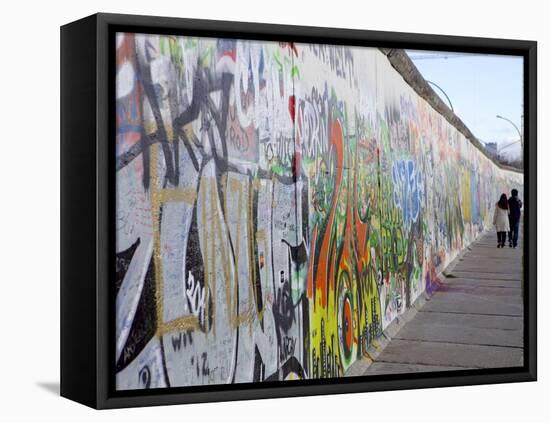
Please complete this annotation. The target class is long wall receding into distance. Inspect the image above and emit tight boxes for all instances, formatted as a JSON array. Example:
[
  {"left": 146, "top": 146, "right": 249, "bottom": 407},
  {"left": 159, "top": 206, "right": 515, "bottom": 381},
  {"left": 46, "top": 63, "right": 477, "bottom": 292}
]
[{"left": 115, "top": 33, "right": 524, "bottom": 389}]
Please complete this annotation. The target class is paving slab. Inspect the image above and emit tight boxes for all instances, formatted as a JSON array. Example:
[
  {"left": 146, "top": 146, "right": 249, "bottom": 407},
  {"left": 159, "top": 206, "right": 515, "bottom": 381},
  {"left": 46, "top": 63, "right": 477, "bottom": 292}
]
[
  {"left": 374, "top": 339, "right": 523, "bottom": 368},
  {"left": 451, "top": 263, "right": 520, "bottom": 274},
  {"left": 466, "top": 243, "right": 522, "bottom": 250},
  {"left": 440, "top": 284, "right": 522, "bottom": 298},
  {"left": 454, "top": 257, "right": 520, "bottom": 265},
  {"left": 363, "top": 362, "right": 471, "bottom": 375},
  {"left": 410, "top": 311, "right": 523, "bottom": 330},
  {"left": 464, "top": 253, "right": 520, "bottom": 259},
  {"left": 443, "top": 277, "right": 521, "bottom": 289},
  {"left": 421, "top": 292, "right": 523, "bottom": 315},
  {"left": 468, "top": 248, "right": 522, "bottom": 254},
  {"left": 393, "top": 320, "right": 523, "bottom": 347},
  {"left": 447, "top": 271, "right": 521, "bottom": 281},
  {"left": 433, "top": 286, "right": 522, "bottom": 303}
]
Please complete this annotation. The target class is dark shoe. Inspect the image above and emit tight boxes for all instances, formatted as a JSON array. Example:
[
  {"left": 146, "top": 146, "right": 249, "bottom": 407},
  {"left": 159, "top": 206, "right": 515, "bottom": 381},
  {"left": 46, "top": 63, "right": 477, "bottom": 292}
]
[{"left": 497, "top": 244, "right": 501, "bottom": 248}]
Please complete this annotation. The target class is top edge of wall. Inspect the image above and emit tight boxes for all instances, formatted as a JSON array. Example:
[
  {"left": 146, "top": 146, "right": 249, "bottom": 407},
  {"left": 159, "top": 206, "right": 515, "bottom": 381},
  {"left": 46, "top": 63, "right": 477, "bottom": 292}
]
[{"left": 379, "top": 48, "right": 523, "bottom": 175}]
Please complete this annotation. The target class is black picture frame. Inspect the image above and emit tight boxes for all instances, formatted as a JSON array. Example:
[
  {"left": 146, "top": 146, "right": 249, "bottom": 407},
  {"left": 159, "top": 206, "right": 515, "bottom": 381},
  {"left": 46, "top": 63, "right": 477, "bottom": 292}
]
[{"left": 60, "top": 12, "right": 537, "bottom": 409}]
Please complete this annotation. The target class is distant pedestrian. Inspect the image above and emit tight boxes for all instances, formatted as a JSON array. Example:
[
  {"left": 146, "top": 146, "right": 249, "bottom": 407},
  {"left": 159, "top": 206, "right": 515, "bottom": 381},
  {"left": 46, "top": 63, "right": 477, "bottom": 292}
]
[
  {"left": 507, "top": 188, "right": 522, "bottom": 248},
  {"left": 493, "top": 193, "right": 510, "bottom": 248}
]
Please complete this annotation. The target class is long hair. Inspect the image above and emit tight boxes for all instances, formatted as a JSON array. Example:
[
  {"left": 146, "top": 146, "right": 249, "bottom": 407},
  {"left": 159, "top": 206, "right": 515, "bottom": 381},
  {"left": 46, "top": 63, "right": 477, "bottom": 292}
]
[{"left": 498, "top": 193, "right": 508, "bottom": 210}]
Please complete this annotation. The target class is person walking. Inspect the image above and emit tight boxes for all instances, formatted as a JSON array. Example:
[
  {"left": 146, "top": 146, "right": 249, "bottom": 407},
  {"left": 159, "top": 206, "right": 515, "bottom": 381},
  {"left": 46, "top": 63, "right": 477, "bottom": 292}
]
[
  {"left": 493, "top": 193, "right": 510, "bottom": 248},
  {"left": 508, "top": 188, "right": 523, "bottom": 248}
]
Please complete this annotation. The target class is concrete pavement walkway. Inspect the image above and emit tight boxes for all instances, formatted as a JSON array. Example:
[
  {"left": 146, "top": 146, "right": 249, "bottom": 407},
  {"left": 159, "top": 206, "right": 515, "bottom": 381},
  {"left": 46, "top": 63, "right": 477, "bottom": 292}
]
[{"left": 348, "top": 229, "right": 523, "bottom": 376}]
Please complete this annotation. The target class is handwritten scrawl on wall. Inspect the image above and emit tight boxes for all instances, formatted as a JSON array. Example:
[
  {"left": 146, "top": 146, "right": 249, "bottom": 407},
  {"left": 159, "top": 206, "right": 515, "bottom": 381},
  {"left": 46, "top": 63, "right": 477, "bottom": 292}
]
[{"left": 115, "top": 33, "right": 523, "bottom": 389}]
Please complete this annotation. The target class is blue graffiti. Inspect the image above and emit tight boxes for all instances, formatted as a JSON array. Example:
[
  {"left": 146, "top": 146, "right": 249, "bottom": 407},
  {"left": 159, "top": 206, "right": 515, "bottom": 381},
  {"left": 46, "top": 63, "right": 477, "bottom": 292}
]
[{"left": 392, "top": 159, "right": 423, "bottom": 229}]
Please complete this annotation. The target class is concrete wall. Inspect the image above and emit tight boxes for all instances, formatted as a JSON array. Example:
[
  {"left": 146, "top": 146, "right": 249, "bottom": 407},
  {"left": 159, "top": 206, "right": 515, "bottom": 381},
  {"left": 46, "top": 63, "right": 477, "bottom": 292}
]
[{"left": 114, "top": 33, "right": 523, "bottom": 389}]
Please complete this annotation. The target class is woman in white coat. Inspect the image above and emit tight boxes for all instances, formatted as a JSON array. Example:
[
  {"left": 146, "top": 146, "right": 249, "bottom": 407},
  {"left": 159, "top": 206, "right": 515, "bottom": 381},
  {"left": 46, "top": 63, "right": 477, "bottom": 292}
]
[{"left": 493, "top": 193, "right": 510, "bottom": 248}]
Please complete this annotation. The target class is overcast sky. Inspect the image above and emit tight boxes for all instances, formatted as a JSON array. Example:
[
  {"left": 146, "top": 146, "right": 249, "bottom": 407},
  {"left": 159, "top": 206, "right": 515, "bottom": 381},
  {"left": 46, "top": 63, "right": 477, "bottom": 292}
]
[{"left": 406, "top": 50, "right": 523, "bottom": 159}]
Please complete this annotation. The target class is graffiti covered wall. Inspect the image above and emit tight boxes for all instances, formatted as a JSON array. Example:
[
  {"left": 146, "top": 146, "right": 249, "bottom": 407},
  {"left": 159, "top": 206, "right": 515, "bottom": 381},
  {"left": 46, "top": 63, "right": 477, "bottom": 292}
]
[{"left": 115, "top": 33, "right": 523, "bottom": 389}]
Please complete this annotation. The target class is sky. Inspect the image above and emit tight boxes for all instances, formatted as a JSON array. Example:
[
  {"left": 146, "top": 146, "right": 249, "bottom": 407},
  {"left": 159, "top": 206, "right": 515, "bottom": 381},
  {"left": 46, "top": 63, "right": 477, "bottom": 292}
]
[{"left": 406, "top": 50, "right": 523, "bottom": 159}]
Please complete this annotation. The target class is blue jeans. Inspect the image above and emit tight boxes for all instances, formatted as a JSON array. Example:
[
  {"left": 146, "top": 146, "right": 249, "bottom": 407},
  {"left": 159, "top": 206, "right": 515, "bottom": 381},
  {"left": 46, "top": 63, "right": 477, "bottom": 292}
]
[{"left": 508, "top": 220, "right": 520, "bottom": 247}]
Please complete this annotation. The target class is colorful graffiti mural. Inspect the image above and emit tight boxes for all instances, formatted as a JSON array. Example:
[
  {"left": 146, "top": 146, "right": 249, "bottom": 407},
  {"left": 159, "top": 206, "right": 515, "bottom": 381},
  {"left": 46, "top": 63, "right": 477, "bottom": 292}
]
[{"left": 114, "top": 33, "right": 523, "bottom": 389}]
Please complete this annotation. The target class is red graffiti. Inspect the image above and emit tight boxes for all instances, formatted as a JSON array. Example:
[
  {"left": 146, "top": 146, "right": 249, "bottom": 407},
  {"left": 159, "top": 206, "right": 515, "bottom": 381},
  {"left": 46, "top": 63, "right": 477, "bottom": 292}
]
[
  {"left": 307, "top": 119, "right": 345, "bottom": 308},
  {"left": 288, "top": 95, "right": 296, "bottom": 123}
]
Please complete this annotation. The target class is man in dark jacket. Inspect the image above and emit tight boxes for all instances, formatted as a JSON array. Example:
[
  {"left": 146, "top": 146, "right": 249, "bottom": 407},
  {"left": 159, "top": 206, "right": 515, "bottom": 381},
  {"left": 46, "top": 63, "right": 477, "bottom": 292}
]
[{"left": 508, "top": 189, "right": 522, "bottom": 248}]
